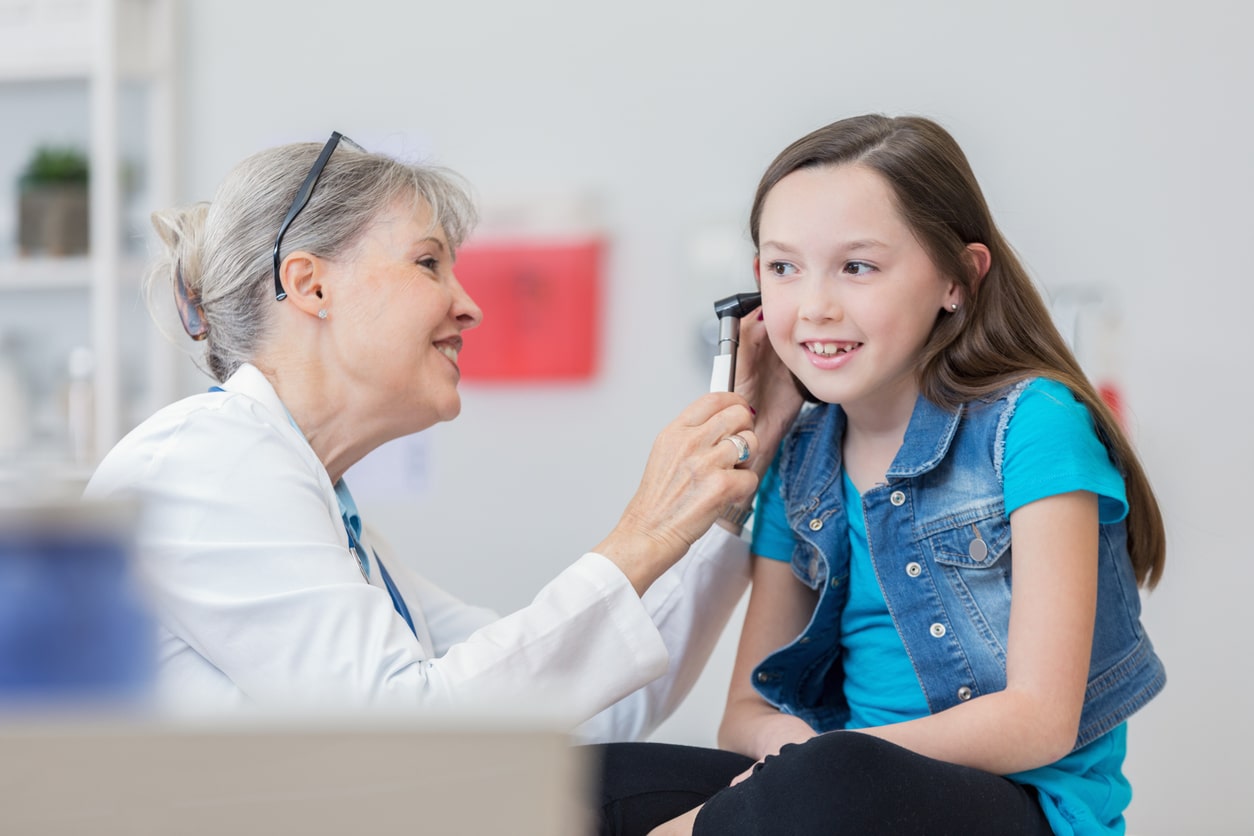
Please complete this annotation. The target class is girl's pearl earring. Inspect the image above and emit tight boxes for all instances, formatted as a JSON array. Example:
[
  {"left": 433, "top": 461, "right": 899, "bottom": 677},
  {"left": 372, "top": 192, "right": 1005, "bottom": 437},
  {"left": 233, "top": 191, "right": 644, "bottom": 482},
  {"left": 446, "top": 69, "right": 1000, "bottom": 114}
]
[
  {"left": 950, "top": 303, "right": 958, "bottom": 312},
  {"left": 317, "top": 309, "right": 328, "bottom": 320}
]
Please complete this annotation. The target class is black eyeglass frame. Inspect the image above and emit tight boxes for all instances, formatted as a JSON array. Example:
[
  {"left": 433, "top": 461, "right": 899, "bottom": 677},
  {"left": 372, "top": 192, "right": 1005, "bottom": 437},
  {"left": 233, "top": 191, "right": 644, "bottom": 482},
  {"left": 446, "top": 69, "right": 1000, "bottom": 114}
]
[{"left": 271, "top": 131, "right": 361, "bottom": 301}]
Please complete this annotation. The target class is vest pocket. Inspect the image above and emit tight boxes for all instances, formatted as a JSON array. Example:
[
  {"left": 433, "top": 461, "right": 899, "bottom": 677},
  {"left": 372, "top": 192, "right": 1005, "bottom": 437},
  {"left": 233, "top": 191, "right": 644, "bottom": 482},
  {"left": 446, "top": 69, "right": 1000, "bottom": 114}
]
[{"left": 920, "top": 502, "right": 1010, "bottom": 569}]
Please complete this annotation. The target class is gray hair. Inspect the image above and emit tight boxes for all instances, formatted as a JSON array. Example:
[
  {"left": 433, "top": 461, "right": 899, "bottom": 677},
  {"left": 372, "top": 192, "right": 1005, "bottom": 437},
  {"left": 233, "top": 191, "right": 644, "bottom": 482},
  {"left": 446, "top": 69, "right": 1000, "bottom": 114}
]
[{"left": 146, "top": 139, "right": 478, "bottom": 382}]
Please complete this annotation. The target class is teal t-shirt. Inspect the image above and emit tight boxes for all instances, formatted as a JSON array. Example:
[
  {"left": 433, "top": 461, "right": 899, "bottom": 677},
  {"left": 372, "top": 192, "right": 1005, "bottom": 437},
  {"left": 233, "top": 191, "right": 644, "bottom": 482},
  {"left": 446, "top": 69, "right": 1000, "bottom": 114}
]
[{"left": 750, "top": 379, "right": 1132, "bottom": 835}]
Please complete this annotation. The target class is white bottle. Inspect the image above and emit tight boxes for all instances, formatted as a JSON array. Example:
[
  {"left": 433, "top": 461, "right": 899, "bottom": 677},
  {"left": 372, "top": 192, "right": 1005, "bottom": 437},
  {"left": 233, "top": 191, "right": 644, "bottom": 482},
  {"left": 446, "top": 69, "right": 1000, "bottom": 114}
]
[
  {"left": 0, "top": 329, "right": 31, "bottom": 458},
  {"left": 66, "top": 346, "right": 95, "bottom": 466}
]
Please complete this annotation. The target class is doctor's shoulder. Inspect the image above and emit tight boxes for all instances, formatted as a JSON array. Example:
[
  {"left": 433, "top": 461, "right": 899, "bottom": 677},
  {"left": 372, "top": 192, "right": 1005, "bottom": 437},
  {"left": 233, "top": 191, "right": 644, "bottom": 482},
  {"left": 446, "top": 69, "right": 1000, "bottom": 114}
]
[{"left": 85, "top": 387, "right": 316, "bottom": 503}]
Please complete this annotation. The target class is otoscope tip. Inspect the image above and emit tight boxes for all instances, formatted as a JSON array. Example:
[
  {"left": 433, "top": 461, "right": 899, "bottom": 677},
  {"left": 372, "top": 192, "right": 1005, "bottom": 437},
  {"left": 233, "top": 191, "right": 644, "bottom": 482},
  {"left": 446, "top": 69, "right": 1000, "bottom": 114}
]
[{"left": 714, "top": 291, "right": 762, "bottom": 319}]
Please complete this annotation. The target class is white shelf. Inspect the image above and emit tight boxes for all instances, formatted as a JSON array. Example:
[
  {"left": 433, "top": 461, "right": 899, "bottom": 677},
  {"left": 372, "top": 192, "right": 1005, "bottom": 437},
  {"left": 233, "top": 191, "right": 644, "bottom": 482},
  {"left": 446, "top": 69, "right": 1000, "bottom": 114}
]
[
  {"left": 0, "top": 255, "right": 147, "bottom": 290},
  {"left": 0, "top": 0, "right": 166, "bottom": 82},
  {"left": 0, "top": 0, "right": 177, "bottom": 466}
]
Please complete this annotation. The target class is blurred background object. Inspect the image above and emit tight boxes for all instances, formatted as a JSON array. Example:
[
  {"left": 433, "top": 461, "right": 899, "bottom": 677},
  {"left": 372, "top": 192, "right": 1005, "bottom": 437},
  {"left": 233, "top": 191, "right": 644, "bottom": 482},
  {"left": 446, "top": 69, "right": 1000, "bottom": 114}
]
[
  {"left": 17, "top": 143, "right": 90, "bottom": 256},
  {"left": 0, "top": 492, "right": 153, "bottom": 711}
]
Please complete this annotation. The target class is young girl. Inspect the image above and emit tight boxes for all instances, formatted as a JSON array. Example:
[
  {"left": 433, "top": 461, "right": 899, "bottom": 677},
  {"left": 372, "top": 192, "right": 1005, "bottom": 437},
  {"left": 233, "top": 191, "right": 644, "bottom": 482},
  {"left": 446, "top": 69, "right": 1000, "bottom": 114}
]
[{"left": 597, "top": 115, "right": 1166, "bottom": 836}]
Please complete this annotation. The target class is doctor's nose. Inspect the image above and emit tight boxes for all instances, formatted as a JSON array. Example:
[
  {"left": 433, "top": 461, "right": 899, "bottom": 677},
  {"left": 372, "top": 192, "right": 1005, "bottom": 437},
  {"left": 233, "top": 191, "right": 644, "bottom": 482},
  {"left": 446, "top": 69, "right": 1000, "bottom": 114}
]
[{"left": 449, "top": 273, "right": 483, "bottom": 330}]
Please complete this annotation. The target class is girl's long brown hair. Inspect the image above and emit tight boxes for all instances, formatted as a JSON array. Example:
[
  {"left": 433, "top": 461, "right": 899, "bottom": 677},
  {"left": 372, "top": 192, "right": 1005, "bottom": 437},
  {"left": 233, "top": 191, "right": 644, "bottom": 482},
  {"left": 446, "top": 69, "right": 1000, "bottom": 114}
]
[{"left": 750, "top": 115, "right": 1164, "bottom": 588}]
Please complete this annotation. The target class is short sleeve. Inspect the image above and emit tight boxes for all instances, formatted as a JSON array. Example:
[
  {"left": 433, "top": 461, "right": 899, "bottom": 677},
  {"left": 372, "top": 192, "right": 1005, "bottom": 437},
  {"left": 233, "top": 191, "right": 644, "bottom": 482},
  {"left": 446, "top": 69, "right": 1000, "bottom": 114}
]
[
  {"left": 1002, "top": 378, "right": 1128, "bottom": 524},
  {"left": 750, "top": 457, "right": 796, "bottom": 561}
]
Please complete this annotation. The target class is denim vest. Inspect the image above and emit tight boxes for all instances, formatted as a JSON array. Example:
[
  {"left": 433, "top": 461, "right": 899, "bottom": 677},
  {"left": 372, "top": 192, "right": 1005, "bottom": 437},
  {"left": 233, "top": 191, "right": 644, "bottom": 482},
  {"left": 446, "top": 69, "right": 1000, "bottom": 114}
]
[{"left": 752, "top": 383, "right": 1165, "bottom": 749}]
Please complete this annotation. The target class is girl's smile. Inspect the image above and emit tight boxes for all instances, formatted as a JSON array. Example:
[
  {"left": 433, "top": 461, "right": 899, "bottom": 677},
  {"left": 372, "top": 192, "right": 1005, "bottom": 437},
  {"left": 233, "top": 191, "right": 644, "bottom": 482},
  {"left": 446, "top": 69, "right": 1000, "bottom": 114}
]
[{"left": 802, "top": 340, "right": 863, "bottom": 368}]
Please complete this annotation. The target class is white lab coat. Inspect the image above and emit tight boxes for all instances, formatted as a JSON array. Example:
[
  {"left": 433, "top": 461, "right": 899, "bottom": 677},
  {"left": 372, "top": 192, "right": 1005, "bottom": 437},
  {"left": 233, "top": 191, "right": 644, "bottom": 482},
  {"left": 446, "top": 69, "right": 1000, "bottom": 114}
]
[{"left": 85, "top": 364, "right": 750, "bottom": 742}]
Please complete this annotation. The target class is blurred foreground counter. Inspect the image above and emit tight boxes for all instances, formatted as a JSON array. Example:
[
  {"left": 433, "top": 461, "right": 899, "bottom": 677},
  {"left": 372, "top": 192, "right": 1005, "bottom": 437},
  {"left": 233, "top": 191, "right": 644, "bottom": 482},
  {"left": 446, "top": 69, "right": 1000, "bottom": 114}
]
[{"left": 0, "top": 718, "right": 592, "bottom": 835}]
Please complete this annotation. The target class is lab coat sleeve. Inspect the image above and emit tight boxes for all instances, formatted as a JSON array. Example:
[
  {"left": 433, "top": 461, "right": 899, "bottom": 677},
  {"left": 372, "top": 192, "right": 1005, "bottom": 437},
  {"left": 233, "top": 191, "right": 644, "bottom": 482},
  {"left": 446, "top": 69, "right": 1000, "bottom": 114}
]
[
  {"left": 574, "top": 524, "right": 752, "bottom": 743},
  {"left": 86, "top": 392, "right": 679, "bottom": 725}
]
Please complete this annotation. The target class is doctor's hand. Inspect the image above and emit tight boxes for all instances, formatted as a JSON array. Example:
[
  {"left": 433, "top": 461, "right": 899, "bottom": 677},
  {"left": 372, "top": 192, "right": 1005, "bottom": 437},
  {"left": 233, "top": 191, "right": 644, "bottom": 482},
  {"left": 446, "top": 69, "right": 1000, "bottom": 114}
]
[
  {"left": 594, "top": 392, "right": 758, "bottom": 597},
  {"left": 732, "top": 308, "right": 803, "bottom": 477}
]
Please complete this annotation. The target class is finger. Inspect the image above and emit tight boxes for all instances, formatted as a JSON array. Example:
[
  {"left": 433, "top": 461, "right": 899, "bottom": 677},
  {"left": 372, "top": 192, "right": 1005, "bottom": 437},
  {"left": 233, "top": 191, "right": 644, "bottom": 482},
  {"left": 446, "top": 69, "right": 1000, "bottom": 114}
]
[
  {"left": 729, "top": 762, "right": 761, "bottom": 787},
  {"left": 698, "top": 402, "right": 756, "bottom": 445},
  {"left": 674, "top": 391, "right": 752, "bottom": 427},
  {"left": 738, "top": 308, "right": 767, "bottom": 343},
  {"left": 720, "top": 433, "right": 751, "bottom": 466},
  {"left": 718, "top": 429, "right": 759, "bottom": 468}
]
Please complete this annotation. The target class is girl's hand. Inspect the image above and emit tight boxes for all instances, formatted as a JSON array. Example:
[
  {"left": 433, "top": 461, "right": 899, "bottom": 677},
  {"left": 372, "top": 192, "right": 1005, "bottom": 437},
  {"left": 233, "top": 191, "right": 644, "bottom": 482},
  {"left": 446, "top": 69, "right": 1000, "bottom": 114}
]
[
  {"left": 731, "top": 307, "right": 802, "bottom": 475},
  {"left": 732, "top": 716, "right": 817, "bottom": 787},
  {"left": 749, "top": 711, "right": 818, "bottom": 764},
  {"left": 730, "top": 714, "right": 818, "bottom": 786},
  {"left": 595, "top": 392, "right": 759, "bottom": 595}
]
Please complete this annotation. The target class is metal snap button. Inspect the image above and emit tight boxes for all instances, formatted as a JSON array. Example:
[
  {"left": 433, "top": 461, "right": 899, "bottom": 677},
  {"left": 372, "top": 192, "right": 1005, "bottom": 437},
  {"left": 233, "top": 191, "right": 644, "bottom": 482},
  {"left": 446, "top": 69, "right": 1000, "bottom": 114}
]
[
  {"left": 957, "top": 686, "right": 973, "bottom": 701},
  {"left": 798, "top": 636, "right": 811, "bottom": 644},
  {"left": 906, "top": 562, "right": 922, "bottom": 577},
  {"left": 889, "top": 490, "right": 906, "bottom": 506},
  {"left": 756, "top": 671, "right": 773, "bottom": 683},
  {"left": 830, "top": 577, "right": 840, "bottom": 589},
  {"left": 929, "top": 623, "right": 946, "bottom": 638},
  {"left": 968, "top": 538, "right": 988, "bottom": 561},
  {"left": 808, "top": 518, "right": 823, "bottom": 531}
]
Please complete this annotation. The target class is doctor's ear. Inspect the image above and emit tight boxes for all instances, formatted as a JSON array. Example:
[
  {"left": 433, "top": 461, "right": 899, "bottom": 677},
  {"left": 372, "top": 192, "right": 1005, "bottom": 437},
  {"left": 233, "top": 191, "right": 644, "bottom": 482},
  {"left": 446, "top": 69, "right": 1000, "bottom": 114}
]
[{"left": 277, "top": 251, "right": 328, "bottom": 320}]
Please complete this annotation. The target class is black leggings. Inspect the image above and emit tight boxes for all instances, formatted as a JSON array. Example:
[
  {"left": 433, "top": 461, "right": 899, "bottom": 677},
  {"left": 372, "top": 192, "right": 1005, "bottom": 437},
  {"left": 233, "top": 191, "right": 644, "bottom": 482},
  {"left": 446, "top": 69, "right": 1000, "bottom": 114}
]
[{"left": 594, "top": 733, "right": 1054, "bottom": 836}]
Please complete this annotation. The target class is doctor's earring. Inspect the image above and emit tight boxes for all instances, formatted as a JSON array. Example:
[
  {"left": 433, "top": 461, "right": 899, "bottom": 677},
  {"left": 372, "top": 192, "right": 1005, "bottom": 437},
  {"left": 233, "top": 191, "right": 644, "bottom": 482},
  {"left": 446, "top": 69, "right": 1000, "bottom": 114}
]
[{"left": 317, "top": 309, "right": 328, "bottom": 320}]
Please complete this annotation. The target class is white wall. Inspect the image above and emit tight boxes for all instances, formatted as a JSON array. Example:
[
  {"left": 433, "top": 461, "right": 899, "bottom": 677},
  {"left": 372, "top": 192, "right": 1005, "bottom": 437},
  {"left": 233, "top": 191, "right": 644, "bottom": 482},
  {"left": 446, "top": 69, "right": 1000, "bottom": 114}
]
[{"left": 175, "top": 1, "right": 1252, "bottom": 832}]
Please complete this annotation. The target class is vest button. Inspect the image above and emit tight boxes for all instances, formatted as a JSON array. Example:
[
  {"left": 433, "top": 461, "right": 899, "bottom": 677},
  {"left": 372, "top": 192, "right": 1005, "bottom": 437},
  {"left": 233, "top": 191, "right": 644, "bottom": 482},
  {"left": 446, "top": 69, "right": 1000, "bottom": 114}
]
[
  {"left": 906, "top": 561, "right": 922, "bottom": 577},
  {"left": 798, "top": 636, "right": 811, "bottom": 644},
  {"left": 889, "top": 490, "right": 906, "bottom": 507},
  {"left": 968, "top": 538, "right": 989, "bottom": 561},
  {"left": 808, "top": 518, "right": 823, "bottom": 531},
  {"left": 957, "top": 686, "right": 973, "bottom": 701},
  {"left": 756, "top": 671, "right": 774, "bottom": 683},
  {"left": 929, "top": 622, "right": 946, "bottom": 638}
]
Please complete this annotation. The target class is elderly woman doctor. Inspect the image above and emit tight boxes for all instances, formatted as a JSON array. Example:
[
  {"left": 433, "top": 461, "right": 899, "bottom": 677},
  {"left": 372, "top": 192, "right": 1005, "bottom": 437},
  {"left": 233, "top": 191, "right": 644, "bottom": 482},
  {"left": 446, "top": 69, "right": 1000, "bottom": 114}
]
[{"left": 86, "top": 132, "right": 794, "bottom": 741}]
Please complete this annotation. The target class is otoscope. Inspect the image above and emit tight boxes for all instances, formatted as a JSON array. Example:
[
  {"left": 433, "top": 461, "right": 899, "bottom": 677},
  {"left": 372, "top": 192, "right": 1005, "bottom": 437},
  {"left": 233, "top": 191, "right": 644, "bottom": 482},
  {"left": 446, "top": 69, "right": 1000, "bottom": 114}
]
[{"left": 709, "top": 291, "right": 762, "bottom": 393}]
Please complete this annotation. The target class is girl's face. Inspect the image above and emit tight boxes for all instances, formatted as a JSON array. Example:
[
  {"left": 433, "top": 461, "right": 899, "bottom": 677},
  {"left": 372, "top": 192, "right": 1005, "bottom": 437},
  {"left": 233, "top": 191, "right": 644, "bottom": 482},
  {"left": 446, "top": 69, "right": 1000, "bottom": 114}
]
[{"left": 756, "top": 164, "right": 959, "bottom": 420}]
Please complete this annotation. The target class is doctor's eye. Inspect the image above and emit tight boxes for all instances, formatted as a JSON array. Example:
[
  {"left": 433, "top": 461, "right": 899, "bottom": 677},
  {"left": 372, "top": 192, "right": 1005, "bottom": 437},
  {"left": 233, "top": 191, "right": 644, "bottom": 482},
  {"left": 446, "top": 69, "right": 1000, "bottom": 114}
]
[{"left": 416, "top": 257, "right": 440, "bottom": 272}]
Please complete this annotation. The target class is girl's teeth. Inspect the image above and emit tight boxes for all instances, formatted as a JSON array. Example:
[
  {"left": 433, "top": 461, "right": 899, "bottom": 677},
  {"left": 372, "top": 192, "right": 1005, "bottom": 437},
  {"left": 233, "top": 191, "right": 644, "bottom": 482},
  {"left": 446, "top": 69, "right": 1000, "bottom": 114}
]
[{"left": 807, "top": 342, "right": 856, "bottom": 357}]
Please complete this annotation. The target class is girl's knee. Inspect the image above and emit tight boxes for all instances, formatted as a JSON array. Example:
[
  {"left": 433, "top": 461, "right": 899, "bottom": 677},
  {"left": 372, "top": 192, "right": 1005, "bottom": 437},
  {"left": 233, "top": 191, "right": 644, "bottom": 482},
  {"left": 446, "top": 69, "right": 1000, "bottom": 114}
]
[
  {"left": 693, "top": 733, "right": 920, "bottom": 834},
  {"left": 773, "top": 729, "right": 902, "bottom": 774}
]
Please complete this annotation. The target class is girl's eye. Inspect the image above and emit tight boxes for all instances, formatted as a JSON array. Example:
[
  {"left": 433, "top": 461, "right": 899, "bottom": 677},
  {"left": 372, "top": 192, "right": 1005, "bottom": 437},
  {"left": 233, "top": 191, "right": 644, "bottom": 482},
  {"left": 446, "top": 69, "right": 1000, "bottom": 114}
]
[
  {"left": 843, "top": 260, "right": 875, "bottom": 277},
  {"left": 766, "top": 261, "right": 797, "bottom": 277}
]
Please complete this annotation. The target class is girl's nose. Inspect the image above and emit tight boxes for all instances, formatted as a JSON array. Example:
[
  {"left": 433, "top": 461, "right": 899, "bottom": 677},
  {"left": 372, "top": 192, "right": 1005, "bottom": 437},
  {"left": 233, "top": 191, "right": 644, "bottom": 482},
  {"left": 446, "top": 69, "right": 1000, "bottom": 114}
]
[{"left": 797, "top": 278, "right": 842, "bottom": 324}]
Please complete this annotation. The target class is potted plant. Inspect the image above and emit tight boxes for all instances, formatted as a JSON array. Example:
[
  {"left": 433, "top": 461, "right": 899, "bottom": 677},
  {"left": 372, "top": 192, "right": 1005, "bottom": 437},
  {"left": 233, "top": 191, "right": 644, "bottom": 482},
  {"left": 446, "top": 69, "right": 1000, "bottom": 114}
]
[{"left": 17, "top": 145, "right": 90, "bottom": 257}]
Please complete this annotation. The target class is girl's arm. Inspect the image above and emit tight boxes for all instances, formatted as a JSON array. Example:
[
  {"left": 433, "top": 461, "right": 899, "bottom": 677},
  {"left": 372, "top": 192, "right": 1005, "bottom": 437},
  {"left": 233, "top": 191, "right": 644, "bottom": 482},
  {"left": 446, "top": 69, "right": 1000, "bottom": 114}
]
[
  {"left": 718, "top": 556, "right": 819, "bottom": 759},
  {"left": 855, "top": 489, "right": 1100, "bottom": 773}
]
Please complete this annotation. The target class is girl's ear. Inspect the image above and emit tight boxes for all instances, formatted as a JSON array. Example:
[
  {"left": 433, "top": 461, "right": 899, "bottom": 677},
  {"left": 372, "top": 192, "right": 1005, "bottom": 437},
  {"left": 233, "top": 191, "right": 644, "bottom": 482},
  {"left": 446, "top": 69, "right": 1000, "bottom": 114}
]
[
  {"left": 945, "top": 244, "right": 991, "bottom": 312},
  {"left": 964, "top": 243, "right": 992, "bottom": 287},
  {"left": 752, "top": 255, "right": 762, "bottom": 286}
]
